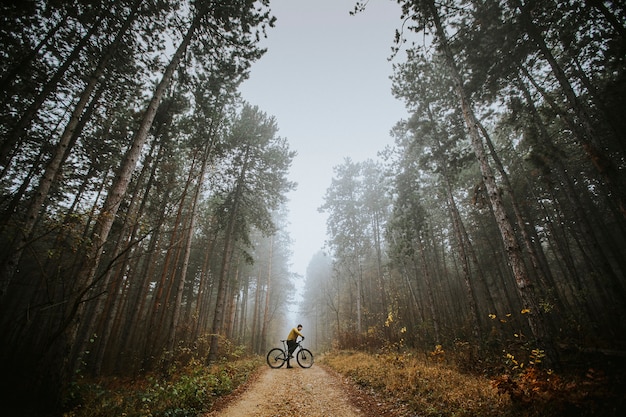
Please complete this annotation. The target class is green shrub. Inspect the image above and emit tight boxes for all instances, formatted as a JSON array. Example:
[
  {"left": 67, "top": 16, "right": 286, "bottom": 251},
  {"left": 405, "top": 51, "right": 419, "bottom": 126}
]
[{"left": 63, "top": 356, "right": 262, "bottom": 417}]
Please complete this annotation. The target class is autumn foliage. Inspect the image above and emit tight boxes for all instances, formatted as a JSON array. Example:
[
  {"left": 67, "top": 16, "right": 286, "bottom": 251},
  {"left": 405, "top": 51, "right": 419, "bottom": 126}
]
[{"left": 322, "top": 349, "right": 625, "bottom": 417}]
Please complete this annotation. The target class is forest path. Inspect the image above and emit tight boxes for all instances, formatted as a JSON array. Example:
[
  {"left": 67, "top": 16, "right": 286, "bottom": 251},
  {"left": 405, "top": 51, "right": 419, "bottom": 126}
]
[{"left": 204, "top": 363, "right": 399, "bottom": 417}]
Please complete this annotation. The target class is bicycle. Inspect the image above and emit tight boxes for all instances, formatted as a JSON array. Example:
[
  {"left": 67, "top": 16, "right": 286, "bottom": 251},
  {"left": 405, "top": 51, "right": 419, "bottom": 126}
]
[{"left": 266, "top": 338, "right": 314, "bottom": 368}]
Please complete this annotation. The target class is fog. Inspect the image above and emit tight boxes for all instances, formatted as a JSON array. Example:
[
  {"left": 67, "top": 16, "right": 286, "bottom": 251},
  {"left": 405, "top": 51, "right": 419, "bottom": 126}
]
[{"left": 239, "top": 0, "right": 407, "bottom": 280}]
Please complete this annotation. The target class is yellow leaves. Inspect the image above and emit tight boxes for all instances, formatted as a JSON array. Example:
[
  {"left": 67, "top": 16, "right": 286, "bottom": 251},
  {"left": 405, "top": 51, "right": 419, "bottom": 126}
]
[
  {"left": 503, "top": 348, "right": 547, "bottom": 374},
  {"left": 432, "top": 344, "right": 444, "bottom": 354},
  {"left": 430, "top": 345, "right": 445, "bottom": 362},
  {"left": 499, "top": 313, "right": 512, "bottom": 323},
  {"left": 489, "top": 312, "right": 513, "bottom": 322},
  {"left": 521, "top": 308, "right": 531, "bottom": 314},
  {"left": 504, "top": 352, "right": 521, "bottom": 370},
  {"left": 529, "top": 349, "right": 545, "bottom": 366},
  {"left": 385, "top": 311, "right": 394, "bottom": 327}
]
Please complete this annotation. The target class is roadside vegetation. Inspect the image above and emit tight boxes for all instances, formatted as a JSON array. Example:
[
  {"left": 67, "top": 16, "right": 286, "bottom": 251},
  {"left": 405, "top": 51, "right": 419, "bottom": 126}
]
[
  {"left": 63, "top": 338, "right": 624, "bottom": 417},
  {"left": 322, "top": 347, "right": 625, "bottom": 417},
  {"left": 63, "top": 339, "right": 262, "bottom": 417}
]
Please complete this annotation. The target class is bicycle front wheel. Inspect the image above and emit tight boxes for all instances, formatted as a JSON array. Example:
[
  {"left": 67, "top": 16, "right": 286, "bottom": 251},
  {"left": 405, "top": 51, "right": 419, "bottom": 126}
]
[
  {"left": 266, "top": 348, "right": 286, "bottom": 368},
  {"left": 296, "top": 348, "right": 314, "bottom": 368}
]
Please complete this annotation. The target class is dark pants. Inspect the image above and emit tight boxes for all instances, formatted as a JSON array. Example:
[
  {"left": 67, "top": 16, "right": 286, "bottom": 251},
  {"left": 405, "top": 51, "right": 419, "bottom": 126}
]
[{"left": 287, "top": 340, "right": 297, "bottom": 364}]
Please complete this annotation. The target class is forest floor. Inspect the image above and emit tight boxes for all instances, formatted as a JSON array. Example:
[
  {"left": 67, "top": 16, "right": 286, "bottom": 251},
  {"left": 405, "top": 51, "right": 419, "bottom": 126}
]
[
  {"left": 201, "top": 350, "right": 626, "bottom": 417},
  {"left": 203, "top": 364, "right": 401, "bottom": 417},
  {"left": 61, "top": 349, "right": 626, "bottom": 417}
]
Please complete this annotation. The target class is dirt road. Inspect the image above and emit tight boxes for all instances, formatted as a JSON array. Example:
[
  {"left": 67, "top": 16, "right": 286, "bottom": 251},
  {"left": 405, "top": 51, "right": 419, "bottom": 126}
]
[{"left": 205, "top": 364, "right": 398, "bottom": 417}]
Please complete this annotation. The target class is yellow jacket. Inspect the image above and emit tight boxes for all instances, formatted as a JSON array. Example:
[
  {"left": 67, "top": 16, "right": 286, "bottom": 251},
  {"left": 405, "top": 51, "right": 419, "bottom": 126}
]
[{"left": 287, "top": 327, "right": 304, "bottom": 341}]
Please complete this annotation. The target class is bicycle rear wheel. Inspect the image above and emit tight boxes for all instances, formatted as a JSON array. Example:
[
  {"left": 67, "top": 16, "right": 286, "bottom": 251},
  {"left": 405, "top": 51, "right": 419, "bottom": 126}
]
[
  {"left": 296, "top": 348, "right": 314, "bottom": 368},
  {"left": 266, "top": 348, "right": 286, "bottom": 368}
]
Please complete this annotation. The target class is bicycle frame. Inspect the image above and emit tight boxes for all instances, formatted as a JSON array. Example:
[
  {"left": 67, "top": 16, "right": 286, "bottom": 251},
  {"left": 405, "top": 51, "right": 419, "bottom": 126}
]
[{"left": 266, "top": 337, "right": 313, "bottom": 368}]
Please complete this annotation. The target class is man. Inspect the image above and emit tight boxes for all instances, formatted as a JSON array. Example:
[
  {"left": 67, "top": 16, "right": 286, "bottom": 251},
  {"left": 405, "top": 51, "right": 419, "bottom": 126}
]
[{"left": 286, "top": 324, "right": 304, "bottom": 368}]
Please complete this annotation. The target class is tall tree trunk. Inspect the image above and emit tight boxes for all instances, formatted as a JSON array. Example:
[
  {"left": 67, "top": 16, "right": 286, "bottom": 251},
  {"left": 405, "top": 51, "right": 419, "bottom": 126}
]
[
  {"left": 517, "top": 0, "right": 626, "bottom": 217},
  {"left": 90, "top": 139, "right": 157, "bottom": 375},
  {"left": 425, "top": 0, "right": 557, "bottom": 365},
  {"left": 168, "top": 146, "right": 213, "bottom": 351},
  {"left": 224, "top": 265, "right": 238, "bottom": 339},
  {"left": 355, "top": 262, "right": 363, "bottom": 336},
  {"left": 372, "top": 210, "right": 388, "bottom": 331},
  {"left": 416, "top": 238, "right": 440, "bottom": 345},
  {"left": 251, "top": 269, "right": 262, "bottom": 353},
  {"left": 207, "top": 146, "right": 250, "bottom": 363},
  {"left": 0, "top": 0, "right": 141, "bottom": 290},
  {"left": 428, "top": 106, "right": 481, "bottom": 340},
  {"left": 519, "top": 65, "right": 626, "bottom": 305},
  {"left": 0, "top": 9, "right": 107, "bottom": 169},
  {"left": 445, "top": 176, "right": 481, "bottom": 341},
  {"left": 194, "top": 226, "right": 217, "bottom": 337},
  {"left": 63, "top": 10, "right": 204, "bottom": 377},
  {"left": 238, "top": 272, "right": 250, "bottom": 343},
  {"left": 171, "top": 106, "right": 224, "bottom": 345},
  {"left": 260, "top": 235, "right": 273, "bottom": 350}
]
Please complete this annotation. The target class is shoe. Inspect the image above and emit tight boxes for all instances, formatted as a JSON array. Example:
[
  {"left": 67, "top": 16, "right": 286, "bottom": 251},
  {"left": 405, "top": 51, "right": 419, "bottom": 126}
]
[{"left": 287, "top": 365, "right": 293, "bottom": 368}]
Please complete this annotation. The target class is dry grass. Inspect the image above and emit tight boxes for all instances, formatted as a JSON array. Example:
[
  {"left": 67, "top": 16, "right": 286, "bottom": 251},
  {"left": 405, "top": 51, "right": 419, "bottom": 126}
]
[
  {"left": 323, "top": 350, "right": 511, "bottom": 416},
  {"left": 321, "top": 349, "right": 623, "bottom": 417}
]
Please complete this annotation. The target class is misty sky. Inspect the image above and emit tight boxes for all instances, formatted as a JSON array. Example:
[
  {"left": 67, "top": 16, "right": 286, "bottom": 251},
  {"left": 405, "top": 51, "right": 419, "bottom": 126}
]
[{"left": 239, "top": 0, "right": 407, "bottom": 280}]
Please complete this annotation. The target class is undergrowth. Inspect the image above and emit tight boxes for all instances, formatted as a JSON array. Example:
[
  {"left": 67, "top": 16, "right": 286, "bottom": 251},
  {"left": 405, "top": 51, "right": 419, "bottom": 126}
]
[
  {"left": 323, "top": 349, "right": 509, "bottom": 417},
  {"left": 321, "top": 347, "right": 624, "bottom": 417},
  {"left": 62, "top": 348, "right": 262, "bottom": 417}
]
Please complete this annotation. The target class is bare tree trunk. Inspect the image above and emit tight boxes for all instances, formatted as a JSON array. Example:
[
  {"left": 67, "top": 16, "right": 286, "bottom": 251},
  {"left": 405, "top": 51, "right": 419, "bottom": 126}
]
[
  {"left": 238, "top": 272, "right": 250, "bottom": 343},
  {"left": 251, "top": 269, "right": 262, "bottom": 353},
  {"left": 426, "top": 105, "right": 481, "bottom": 341},
  {"left": 194, "top": 227, "right": 217, "bottom": 337},
  {"left": 516, "top": 0, "right": 626, "bottom": 217},
  {"left": 63, "top": 11, "right": 203, "bottom": 376},
  {"left": 425, "top": 0, "right": 557, "bottom": 365},
  {"left": 207, "top": 146, "right": 250, "bottom": 363},
  {"left": 445, "top": 176, "right": 481, "bottom": 341},
  {"left": 224, "top": 266, "right": 239, "bottom": 339},
  {"left": 519, "top": 65, "right": 626, "bottom": 305},
  {"left": 355, "top": 263, "right": 362, "bottom": 336},
  {"left": 416, "top": 239, "right": 440, "bottom": 345},
  {"left": 145, "top": 157, "right": 194, "bottom": 357},
  {"left": 1, "top": 0, "right": 141, "bottom": 285},
  {"left": 260, "top": 235, "right": 273, "bottom": 350},
  {"left": 166, "top": 160, "right": 202, "bottom": 352},
  {"left": 372, "top": 211, "right": 388, "bottom": 330}
]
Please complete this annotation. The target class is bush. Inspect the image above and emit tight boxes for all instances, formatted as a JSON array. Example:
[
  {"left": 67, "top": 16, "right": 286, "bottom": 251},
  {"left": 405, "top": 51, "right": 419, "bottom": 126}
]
[{"left": 63, "top": 356, "right": 262, "bottom": 417}]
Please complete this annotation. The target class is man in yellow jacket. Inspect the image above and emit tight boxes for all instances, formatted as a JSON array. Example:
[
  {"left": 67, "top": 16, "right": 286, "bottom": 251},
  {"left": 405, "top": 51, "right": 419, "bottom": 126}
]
[{"left": 286, "top": 324, "right": 304, "bottom": 368}]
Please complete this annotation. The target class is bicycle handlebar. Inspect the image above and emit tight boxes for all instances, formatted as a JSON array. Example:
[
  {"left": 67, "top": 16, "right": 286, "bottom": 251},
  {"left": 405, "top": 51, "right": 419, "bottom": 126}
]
[{"left": 281, "top": 336, "right": 305, "bottom": 343}]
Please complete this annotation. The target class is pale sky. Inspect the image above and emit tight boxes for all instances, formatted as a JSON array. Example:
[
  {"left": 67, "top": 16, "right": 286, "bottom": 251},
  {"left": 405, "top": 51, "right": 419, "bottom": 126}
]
[{"left": 239, "top": 0, "right": 407, "bottom": 280}]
